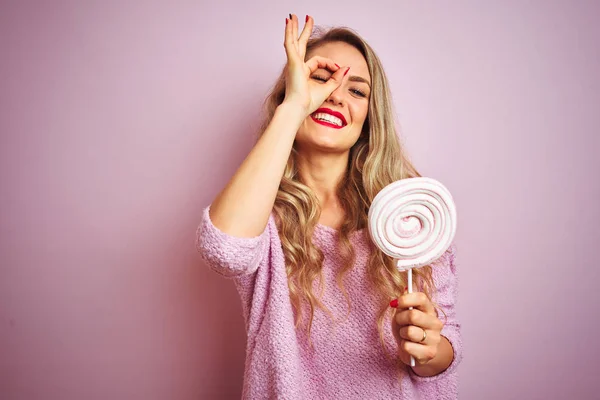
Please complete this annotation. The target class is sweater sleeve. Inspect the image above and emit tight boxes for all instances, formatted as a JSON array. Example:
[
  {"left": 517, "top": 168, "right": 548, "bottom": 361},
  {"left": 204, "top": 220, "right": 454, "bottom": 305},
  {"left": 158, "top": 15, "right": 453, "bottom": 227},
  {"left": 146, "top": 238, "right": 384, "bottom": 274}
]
[
  {"left": 409, "top": 243, "right": 463, "bottom": 384},
  {"left": 195, "top": 206, "right": 273, "bottom": 278}
]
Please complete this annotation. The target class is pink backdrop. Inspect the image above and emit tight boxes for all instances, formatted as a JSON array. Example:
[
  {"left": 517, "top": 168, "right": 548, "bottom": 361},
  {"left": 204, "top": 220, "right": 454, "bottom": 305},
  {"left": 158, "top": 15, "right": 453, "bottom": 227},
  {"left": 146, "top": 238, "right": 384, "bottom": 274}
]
[{"left": 1, "top": 1, "right": 599, "bottom": 399}]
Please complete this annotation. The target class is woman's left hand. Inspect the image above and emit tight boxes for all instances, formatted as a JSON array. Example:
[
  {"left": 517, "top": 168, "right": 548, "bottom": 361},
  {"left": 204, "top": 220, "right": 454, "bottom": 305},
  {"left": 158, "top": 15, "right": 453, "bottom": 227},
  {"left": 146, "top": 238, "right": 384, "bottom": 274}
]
[{"left": 391, "top": 290, "right": 444, "bottom": 366}]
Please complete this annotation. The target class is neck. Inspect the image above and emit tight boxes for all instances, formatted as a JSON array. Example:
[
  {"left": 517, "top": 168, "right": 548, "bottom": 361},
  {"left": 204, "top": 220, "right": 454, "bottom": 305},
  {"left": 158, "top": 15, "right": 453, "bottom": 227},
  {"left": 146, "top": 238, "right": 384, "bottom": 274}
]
[{"left": 295, "top": 150, "right": 349, "bottom": 207}]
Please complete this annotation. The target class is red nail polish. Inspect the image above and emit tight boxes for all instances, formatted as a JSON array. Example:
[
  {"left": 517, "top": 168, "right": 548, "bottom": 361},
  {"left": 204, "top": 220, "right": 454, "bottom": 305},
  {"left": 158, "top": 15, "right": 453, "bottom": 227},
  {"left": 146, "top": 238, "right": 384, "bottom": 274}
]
[
  {"left": 390, "top": 299, "right": 398, "bottom": 308},
  {"left": 335, "top": 63, "right": 340, "bottom": 68},
  {"left": 286, "top": 18, "right": 288, "bottom": 25},
  {"left": 306, "top": 15, "right": 310, "bottom": 23},
  {"left": 344, "top": 67, "right": 350, "bottom": 76}
]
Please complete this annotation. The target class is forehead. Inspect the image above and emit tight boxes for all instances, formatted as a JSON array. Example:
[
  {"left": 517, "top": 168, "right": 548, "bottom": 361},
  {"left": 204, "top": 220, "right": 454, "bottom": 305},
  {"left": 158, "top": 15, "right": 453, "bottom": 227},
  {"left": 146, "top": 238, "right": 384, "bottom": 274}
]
[{"left": 309, "top": 41, "right": 369, "bottom": 79}]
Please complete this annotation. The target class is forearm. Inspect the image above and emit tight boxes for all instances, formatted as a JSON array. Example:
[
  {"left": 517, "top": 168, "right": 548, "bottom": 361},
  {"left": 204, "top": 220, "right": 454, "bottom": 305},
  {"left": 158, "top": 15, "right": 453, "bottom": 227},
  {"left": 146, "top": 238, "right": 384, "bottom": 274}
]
[
  {"left": 411, "top": 335, "right": 454, "bottom": 377},
  {"left": 209, "top": 103, "right": 305, "bottom": 237}
]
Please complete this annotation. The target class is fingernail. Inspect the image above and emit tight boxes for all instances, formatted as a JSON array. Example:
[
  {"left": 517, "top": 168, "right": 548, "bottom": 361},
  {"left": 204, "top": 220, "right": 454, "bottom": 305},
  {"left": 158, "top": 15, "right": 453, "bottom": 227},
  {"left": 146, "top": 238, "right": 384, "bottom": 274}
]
[
  {"left": 285, "top": 18, "right": 288, "bottom": 25},
  {"left": 344, "top": 67, "right": 350, "bottom": 76},
  {"left": 306, "top": 15, "right": 310, "bottom": 23},
  {"left": 390, "top": 299, "right": 399, "bottom": 308},
  {"left": 335, "top": 63, "right": 340, "bottom": 68},
  {"left": 289, "top": 13, "right": 292, "bottom": 19}
]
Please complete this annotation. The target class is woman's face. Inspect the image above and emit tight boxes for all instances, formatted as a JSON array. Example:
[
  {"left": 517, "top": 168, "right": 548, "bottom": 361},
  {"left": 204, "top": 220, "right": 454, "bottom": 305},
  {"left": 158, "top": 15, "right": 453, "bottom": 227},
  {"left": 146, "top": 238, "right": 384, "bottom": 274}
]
[{"left": 295, "top": 41, "right": 371, "bottom": 154}]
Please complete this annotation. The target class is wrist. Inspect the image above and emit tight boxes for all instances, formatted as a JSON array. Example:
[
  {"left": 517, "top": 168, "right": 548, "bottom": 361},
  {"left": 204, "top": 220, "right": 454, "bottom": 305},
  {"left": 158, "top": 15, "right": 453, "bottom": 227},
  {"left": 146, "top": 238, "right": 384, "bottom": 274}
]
[{"left": 276, "top": 101, "right": 308, "bottom": 126}]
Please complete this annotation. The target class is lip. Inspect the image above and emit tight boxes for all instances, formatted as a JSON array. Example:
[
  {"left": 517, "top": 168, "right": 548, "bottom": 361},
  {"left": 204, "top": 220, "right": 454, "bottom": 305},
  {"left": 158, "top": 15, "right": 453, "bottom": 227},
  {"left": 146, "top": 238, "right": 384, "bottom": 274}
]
[{"left": 311, "top": 107, "right": 347, "bottom": 129}]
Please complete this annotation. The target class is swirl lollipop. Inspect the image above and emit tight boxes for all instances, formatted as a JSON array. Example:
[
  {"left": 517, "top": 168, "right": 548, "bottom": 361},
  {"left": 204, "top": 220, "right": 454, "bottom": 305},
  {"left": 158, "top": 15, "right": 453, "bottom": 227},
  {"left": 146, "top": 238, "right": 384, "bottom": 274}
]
[{"left": 368, "top": 177, "right": 457, "bottom": 367}]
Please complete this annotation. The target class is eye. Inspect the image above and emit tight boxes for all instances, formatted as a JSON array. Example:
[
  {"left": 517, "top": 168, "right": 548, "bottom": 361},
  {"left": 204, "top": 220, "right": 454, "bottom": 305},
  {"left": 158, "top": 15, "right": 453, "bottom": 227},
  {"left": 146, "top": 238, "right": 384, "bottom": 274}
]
[
  {"left": 311, "top": 74, "right": 328, "bottom": 82},
  {"left": 351, "top": 88, "right": 367, "bottom": 98}
]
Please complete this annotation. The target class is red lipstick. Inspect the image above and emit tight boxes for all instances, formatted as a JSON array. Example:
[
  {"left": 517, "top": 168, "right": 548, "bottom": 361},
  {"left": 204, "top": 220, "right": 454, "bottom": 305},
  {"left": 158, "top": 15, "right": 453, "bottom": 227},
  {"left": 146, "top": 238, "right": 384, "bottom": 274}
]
[{"left": 310, "top": 108, "right": 347, "bottom": 129}]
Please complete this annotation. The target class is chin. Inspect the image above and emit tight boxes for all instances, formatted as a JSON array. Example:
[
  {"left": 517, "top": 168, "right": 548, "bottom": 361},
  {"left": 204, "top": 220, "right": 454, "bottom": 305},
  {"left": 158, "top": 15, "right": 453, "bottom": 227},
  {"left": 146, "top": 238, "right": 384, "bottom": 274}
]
[
  {"left": 297, "top": 140, "right": 349, "bottom": 154},
  {"left": 295, "top": 127, "right": 358, "bottom": 154}
]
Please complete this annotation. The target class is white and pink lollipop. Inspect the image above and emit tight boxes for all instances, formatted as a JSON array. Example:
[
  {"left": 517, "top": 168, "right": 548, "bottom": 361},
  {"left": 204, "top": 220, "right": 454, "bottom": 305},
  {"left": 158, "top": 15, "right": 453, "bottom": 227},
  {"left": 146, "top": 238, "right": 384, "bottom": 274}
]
[{"left": 368, "top": 177, "right": 457, "bottom": 367}]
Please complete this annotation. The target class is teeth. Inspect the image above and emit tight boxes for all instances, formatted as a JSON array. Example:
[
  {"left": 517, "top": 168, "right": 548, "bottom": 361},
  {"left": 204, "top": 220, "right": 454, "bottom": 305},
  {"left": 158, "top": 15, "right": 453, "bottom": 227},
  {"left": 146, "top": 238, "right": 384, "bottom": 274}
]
[{"left": 313, "top": 112, "right": 343, "bottom": 127}]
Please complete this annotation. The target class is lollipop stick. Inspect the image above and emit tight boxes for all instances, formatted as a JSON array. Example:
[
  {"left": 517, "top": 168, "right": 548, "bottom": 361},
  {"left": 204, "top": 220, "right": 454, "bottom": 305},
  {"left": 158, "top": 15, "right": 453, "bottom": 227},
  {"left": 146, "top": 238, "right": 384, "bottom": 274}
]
[{"left": 407, "top": 268, "right": 416, "bottom": 367}]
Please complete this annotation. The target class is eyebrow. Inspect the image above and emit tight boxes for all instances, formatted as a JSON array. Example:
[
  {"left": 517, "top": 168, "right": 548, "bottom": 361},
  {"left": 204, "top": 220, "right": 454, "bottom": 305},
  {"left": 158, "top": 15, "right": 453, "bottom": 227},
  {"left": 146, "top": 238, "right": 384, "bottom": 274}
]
[{"left": 348, "top": 75, "right": 371, "bottom": 88}]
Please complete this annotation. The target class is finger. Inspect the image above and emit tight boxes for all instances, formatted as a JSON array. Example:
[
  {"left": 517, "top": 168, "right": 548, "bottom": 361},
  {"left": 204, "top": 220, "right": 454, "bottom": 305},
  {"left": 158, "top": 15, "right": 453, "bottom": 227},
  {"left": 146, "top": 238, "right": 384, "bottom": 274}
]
[
  {"left": 395, "top": 308, "right": 443, "bottom": 331},
  {"left": 398, "top": 340, "right": 435, "bottom": 366},
  {"left": 284, "top": 16, "right": 294, "bottom": 59},
  {"left": 322, "top": 65, "right": 348, "bottom": 91},
  {"left": 284, "top": 16, "right": 301, "bottom": 65},
  {"left": 305, "top": 55, "right": 340, "bottom": 74},
  {"left": 298, "top": 15, "right": 313, "bottom": 60},
  {"left": 309, "top": 66, "right": 347, "bottom": 103},
  {"left": 290, "top": 13, "right": 298, "bottom": 46},
  {"left": 396, "top": 292, "right": 436, "bottom": 316},
  {"left": 397, "top": 342, "right": 422, "bottom": 366},
  {"left": 397, "top": 346, "right": 413, "bottom": 366},
  {"left": 398, "top": 325, "right": 429, "bottom": 344}
]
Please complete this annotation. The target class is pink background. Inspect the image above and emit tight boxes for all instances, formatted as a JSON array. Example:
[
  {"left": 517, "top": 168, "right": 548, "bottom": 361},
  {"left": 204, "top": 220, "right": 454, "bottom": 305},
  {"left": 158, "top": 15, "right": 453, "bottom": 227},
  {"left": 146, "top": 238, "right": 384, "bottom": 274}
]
[{"left": 1, "top": 1, "right": 599, "bottom": 399}]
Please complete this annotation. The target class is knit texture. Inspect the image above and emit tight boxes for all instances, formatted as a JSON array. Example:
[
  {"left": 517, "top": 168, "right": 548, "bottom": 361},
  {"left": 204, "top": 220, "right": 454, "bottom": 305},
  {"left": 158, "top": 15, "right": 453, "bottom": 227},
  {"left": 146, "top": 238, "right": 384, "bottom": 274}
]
[{"left": 196, "top": 206, "right": 463, "bottom": 399}]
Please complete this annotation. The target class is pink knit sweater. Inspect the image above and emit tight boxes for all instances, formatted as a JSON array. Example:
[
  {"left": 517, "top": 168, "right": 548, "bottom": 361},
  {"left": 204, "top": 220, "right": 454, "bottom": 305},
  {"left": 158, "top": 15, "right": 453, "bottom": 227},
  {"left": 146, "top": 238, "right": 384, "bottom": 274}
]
[{"left": 196, "top": 206, "right": 462, "bottom": 399}]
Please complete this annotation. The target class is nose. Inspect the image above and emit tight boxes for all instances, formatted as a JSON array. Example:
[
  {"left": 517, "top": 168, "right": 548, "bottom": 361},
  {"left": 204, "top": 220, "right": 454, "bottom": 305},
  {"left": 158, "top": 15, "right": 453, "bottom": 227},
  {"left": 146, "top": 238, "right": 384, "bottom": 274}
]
[{"left": 326, "top": 86, "right": 344, "bottom": 106}]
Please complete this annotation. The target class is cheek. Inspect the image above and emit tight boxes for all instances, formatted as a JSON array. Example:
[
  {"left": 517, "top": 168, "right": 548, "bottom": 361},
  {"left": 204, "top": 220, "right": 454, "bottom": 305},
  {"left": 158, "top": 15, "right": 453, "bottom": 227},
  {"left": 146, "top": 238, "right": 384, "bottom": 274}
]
[{"left": 351, "top": 103, "right": 369, "bottom": 126}]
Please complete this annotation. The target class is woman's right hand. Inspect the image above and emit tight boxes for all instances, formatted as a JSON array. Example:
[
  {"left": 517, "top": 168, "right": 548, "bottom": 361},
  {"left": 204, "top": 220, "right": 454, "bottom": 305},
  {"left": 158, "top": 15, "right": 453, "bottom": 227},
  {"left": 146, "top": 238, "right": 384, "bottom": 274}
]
[{"left": 282, "top": 14, "right": 349, "bottom": 118}]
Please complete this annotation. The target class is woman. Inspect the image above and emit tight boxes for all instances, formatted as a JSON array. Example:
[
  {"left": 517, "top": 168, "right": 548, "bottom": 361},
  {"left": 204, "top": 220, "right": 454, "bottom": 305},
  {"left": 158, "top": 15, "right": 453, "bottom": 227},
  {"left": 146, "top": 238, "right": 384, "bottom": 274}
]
[{"left": 197, "top": 14, "right": 462, "bottom": 399}]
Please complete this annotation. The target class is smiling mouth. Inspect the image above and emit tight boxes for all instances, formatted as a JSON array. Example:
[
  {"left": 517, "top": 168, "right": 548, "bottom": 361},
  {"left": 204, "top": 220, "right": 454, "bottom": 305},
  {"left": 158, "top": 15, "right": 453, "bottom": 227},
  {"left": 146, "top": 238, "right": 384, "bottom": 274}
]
[
  {"left": 310, "top": 109, "right": 347, "bottom": 129},
  {"left": 310, "top": 115, "right": 344, "bottom": 129}
]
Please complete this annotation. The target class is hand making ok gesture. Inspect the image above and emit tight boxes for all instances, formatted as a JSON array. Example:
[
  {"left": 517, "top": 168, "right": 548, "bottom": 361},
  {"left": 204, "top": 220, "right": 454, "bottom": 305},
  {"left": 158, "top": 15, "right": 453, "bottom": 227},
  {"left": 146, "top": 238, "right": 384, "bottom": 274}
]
[{"left": 282, "top": 14, "right": 350, "bottom": 117}]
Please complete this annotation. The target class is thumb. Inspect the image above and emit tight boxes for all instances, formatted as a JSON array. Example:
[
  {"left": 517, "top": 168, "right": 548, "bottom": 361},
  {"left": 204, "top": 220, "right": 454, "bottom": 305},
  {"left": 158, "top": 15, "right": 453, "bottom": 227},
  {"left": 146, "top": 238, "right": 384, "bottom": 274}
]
[{"left": 317, "top": 66, "right": 349, "bottom": 99}]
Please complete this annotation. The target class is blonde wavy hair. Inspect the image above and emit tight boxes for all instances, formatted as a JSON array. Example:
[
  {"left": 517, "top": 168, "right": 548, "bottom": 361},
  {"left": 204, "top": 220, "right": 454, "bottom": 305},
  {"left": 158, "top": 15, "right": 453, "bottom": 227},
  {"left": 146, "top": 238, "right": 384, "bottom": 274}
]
[{"left": 257, "top": 26, "right": 438, "bottom": 355}]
